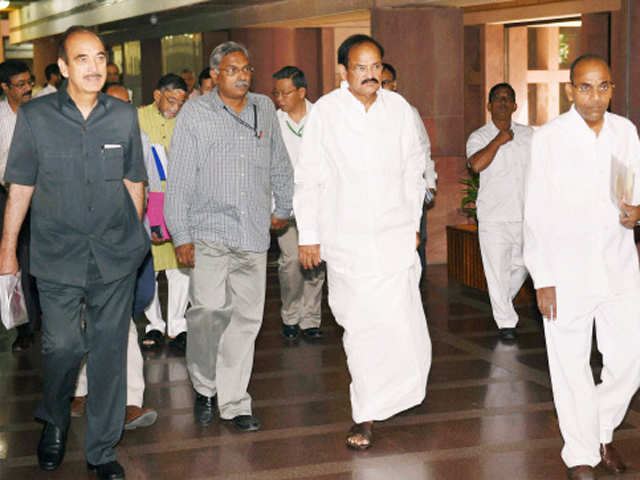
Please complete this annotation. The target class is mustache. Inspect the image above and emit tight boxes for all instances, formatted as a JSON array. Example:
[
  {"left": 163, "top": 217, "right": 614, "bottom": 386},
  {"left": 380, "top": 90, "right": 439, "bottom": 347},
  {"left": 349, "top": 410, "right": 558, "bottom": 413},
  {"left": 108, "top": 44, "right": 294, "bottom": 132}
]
[
  {"left": 235, "top": 80, "right": 250, "bottom": 88},
  {"left": 361, "top": 78, "right": 379, "bottom": 85}
]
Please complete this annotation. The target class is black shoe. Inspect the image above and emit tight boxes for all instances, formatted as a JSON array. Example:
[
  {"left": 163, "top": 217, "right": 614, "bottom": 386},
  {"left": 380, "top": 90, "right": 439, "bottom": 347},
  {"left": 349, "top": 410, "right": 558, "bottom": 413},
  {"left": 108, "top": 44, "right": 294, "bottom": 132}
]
[
  {"left": 224, "top": 414, "right": 260, "bottom": 432},
  {"left": 37, "top": 422, "right": 67, "bottom": 471},
  {"left": 87, "top": 460, "right": 125, "bottom": 479},
  {"left": 498, "top": 328, "right": 516, "bottom": 342},
  {"left": 194, "top": 392, "right": 216, "bottom": 426},
  {"left": 282, "top": 323, "right": 299, "bottom": 339},
  {"left": 168, "top": 332, "right": 187, "bottom": 352},
  {"left": 12, "top": 333, "right": 33, "bottom": 352},
  {"left": 302, "top": 327, "right": 324, "bottom": 340}
]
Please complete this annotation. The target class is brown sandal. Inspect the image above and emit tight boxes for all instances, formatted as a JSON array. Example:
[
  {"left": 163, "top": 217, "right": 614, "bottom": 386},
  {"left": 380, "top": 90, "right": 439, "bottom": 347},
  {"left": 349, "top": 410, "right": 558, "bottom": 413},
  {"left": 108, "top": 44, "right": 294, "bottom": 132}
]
[{"left": 345, "top": 421, "right": 373, "bottom": 450}]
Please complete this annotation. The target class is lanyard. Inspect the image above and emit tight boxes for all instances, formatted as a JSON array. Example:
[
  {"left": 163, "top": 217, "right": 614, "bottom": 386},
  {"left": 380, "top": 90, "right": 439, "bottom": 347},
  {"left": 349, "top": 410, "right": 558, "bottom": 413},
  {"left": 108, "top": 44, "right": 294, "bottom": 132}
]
[
  {"left": 151, "top": 146, "right": 166, "bottom": 181},
  {"left": 223, "top": 104, "right": 262, "bottom": 138},
  {"left": 285, "top": 120, "right": 304, "bottom": 137}
]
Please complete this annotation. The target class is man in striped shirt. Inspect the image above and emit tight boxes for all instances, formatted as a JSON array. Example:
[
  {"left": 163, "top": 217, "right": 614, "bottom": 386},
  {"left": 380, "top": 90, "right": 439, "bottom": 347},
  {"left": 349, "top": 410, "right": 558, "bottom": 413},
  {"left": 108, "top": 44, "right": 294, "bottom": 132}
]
[{"left": 166, "top": 41, "right": 293, "bottom": 432}]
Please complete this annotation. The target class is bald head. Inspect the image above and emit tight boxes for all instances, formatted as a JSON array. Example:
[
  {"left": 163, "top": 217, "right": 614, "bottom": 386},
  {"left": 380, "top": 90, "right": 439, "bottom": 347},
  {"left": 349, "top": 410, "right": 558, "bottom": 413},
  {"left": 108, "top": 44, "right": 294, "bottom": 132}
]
[
  {"left": 105, "top": 84, "right": 130, "bottom": 103},
  {"left": 570, "top": 54, "right": 609, "bottom": 84}
]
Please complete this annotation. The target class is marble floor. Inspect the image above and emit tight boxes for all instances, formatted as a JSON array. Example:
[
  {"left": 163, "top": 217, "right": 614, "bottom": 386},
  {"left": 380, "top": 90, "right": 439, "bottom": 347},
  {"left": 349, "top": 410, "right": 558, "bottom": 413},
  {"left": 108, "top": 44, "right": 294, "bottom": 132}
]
[{"left": 1, "top": 264, "right": 640, "bottom": 479}]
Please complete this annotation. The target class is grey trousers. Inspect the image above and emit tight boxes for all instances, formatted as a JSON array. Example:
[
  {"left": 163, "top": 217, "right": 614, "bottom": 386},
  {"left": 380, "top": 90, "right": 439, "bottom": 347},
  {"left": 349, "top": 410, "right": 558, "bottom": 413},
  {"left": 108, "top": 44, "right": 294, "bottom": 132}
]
[
  {"left": 276, "top": 222, "right": 324, "bottom": 329},
  {"left": 35, "top": 256, "right": 135, "bottom": 465},
  {"left": 186, "top": 240, "right": 266, "bottom": 419}
]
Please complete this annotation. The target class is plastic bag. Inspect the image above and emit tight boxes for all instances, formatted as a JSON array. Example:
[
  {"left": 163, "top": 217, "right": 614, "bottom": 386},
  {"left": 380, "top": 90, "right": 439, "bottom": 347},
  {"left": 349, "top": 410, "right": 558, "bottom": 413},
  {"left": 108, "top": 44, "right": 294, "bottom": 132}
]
[{"left": 0, "top": 273, "right": 28, "bottom": 330}]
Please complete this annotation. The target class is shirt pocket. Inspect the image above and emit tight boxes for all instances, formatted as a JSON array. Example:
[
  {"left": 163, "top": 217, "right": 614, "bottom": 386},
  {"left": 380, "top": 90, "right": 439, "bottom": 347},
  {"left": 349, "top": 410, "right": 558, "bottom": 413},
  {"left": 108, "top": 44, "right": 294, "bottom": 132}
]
[
  {"left": 40, "top": 153, "right": 73, "bottom": 181},
  {"left": 103, "top": 146, "right": 124, "bottom": 180}
]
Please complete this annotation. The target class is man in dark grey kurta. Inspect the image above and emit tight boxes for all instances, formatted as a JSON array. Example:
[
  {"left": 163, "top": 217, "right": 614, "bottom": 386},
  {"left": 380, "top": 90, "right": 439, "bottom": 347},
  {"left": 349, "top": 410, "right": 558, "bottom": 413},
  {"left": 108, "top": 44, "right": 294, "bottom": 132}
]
[
  {"left": 0, "top": 27, "right": 148, "bottom": 478},
  {"left": 165, "top": 41, "right": 293, "bottom": 432}
]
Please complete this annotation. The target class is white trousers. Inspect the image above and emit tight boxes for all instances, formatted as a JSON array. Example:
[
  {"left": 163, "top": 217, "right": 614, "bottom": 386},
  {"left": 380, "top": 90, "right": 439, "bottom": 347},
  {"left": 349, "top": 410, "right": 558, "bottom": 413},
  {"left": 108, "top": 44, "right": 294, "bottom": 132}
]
[
  {"left": 277, "top": 223, "right": 325, "bottom": 329},
  {"left": 478, "top": 221, "right": 528, "bottom": 328},
  {"left": 543, "top": 295, "right": 640, "bottom": 467},
  {"left": 327, "top": 256, "right": 431, "bottom": 423},
  {"left": 75, "top": 319, "right": 145, "bottom": 407},
  {"left": 144, "top": 268, "right": 190, "bottom": 337}
]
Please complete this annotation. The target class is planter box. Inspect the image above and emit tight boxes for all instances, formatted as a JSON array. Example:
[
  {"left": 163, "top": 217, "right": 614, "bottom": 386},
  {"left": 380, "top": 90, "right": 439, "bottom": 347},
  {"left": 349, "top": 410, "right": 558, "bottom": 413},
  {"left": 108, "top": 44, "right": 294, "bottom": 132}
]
[{"left": 446, "top": 224, "right": 487, "bottom": 291}]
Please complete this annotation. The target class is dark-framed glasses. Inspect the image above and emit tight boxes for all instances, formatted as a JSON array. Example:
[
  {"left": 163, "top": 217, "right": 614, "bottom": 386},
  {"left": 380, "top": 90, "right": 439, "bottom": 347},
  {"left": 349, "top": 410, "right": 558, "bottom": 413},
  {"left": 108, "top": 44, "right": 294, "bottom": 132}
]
[
  {"left": 9, "top": 80, "right": 35, "bottom": 89},
  {"left": 218, "top": 65, "right": 254, "bottom": 76}
]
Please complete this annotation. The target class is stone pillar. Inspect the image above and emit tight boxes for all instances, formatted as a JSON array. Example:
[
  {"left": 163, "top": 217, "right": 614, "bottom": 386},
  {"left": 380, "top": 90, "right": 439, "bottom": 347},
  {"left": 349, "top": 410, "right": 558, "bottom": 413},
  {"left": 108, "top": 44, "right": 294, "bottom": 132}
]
[
  {"left": 579, "top": 12, "right": 610, "bottom": 61},
  {"left": 141, "top": 38, "right": 162, "bottom": 106},
  {"left": 32, "top": 36, "right": 58, "bottom": 86},
  {"left": 508, "top": 26, "right": 528, "bottom": 125},
  {"left": 535, "top": 27, "right": 559, "bottom": 125},
  {"left": 373, "top": 6, "right": 467, "bottom": 264},
  {"left": 611, "top": 1, "right": 640, "bottom": 127},
  {"left": 230, "top": 27, "right": 323, "bottom": 101}
]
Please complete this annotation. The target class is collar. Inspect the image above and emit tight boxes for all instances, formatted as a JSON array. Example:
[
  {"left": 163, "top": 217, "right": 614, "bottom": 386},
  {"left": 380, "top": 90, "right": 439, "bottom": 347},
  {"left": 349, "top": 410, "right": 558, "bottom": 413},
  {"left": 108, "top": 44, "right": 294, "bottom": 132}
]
[
  {"left": 280, "top": 98, "right": 313, "bottom": 126},
  {"left": 340, "top": 80, "right": 382, "bottom": 112},
  {"left": 209, "top": 86, "right": 256, "bottom": 113},
  {"left": 56, "top": 79, "right": 109, "bottom": 112},
  {"left": 567, "top": 104, "right": 610, "bottom": 138}
]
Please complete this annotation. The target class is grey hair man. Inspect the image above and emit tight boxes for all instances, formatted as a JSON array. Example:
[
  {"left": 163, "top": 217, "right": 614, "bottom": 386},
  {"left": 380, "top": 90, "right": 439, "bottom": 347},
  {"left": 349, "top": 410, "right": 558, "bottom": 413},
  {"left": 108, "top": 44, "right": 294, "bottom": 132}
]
[{"left": 165, "top": 41, "right": 293, "bottom": 432}]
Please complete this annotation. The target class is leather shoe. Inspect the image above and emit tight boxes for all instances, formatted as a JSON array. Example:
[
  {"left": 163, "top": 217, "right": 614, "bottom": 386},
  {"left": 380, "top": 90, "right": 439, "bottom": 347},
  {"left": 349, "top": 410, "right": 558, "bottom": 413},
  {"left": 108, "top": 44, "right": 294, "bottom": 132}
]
[
  {"left": 87, "top": 460, "right": 125, "bottom": 479},
  {"left": 600, "top": 442, "right": 626, "bottom": 474},
  {"left": 302, "top": 327, "right": 324, "bottom": 340},
  {"left": 282, "top": 323, "right": 299, "bottom": 339},
  {"left": 194, "top": 392, "right": 216, "bottom": 426},
  {"left": 124, "top": 405, "right": 157, "bottom": 430},
  {"left": 37, "top": 422, "right": 67, "bottom": 471},
  {"left": 498, "top": 327, "right": 516, "bottom": 342},
  {"left": 566, "top": 465, "right": 595, "bottom": 480},
  {"left": 225, "top": 414, "right": 260, "bottom": 432},
  {"left": 168, "top": 332, "right": 187, "bottom": 352}
]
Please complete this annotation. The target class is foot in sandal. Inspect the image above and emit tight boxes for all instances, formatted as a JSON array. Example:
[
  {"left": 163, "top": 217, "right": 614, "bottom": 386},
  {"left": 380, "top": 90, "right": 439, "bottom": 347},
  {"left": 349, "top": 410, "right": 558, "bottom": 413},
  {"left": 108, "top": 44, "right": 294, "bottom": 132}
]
[{"left": 345, "top": 421, "right": 374, "bottom": 450}]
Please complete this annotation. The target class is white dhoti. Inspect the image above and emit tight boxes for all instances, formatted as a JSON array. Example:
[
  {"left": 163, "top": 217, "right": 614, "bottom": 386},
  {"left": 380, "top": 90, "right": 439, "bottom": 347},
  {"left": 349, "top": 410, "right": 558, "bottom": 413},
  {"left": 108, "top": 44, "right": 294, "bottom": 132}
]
[
  {"left": 543, "top": 294, "right": 640, "bottom": 467},
  {"left": 327, "top": 257, "right": 431, "bottom": 423},
  {"left": 478, "top": 221, "right": 528, "bottom": 329}
]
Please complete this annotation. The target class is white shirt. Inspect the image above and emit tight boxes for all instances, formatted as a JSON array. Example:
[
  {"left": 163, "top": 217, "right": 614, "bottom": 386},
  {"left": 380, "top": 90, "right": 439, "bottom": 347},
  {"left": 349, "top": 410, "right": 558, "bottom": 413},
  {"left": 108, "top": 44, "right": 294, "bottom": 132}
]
[
  {"left": 33, "top": 84, "right": 57, "bottom": 98},
  {"left": 294, "top": 81, "right": 426, "bottom": 276},
  {"left": 411, "top": 105, "right": 437, "bottom": 190},
  {"left": 276, "top": 99, "right": 313, "bottom": 169},
  {"left": 0, "top": 98, "right": 17, "bottom": 183},
  {"left": 523, "top": 105, "right": 640, "bottom": 318},
  {"left": 467, "top": 120, "right": 533, "bottom": 222}
]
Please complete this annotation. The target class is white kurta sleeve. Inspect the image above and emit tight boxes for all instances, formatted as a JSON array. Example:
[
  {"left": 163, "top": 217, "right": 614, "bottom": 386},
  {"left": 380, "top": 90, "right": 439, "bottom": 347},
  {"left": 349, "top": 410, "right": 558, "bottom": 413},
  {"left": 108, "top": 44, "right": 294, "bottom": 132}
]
[
  {"left": 293, "top": 104, "right": 328, "bottom": 246},
  {"left": 413, "top": 108, "right": 436, "bottom": 190},
  {"left": 523, "top": 130, "right": 556, "bottom": 288},
  {"left": 624, "top": 124, "right": 640, "bottom": 206},
  {"left": 404, "top": 107, "right": 428, "bottom": 232}
]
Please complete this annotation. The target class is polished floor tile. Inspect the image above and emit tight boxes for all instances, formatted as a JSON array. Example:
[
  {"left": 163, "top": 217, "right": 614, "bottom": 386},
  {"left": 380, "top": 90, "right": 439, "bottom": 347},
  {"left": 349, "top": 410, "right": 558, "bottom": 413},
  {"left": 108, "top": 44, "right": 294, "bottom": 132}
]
[{"left": 2, "top": 263, "right": 640, "bottom": 479}]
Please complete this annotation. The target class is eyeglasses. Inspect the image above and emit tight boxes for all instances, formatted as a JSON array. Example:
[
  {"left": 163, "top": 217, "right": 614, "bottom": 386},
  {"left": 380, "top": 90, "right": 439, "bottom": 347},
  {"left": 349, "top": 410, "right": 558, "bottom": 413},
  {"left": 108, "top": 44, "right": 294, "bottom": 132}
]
[
  {"left": 217, "top": 65, "right": 254, "bottom": 76},
  {"left": 572, "top": 81, "right": 614, "bottom": 95},
  {"left": 350, "top": 63, "right": 383, "bottom": 75},
  {"left": 161, "top": 91, "right": 185, "bottom": 107},
  {"left": 271, "top": 89, "right": 297, "bottom": 98},
  {"left": 9, "top": 80, "right": 35, "bottom": 89}
]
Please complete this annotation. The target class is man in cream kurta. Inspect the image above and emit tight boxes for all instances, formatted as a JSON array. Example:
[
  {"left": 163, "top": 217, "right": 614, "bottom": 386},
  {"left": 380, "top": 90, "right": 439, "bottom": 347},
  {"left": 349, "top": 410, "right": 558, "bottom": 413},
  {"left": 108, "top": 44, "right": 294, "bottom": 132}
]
[
  {"left": 138, "top": 74, "right": 190, "bottom": 351},
  {"left": 294, "top": 34, "right": 431, "bottom": 450},
  {"left": 524, "top": 55, "right": 640, "bottom": 479},
  {"left": 272, "top": 65, "right": 325, "bottom": 340},
  {"left": 467, "top": 83, "right": 532, "bottom": 342}
]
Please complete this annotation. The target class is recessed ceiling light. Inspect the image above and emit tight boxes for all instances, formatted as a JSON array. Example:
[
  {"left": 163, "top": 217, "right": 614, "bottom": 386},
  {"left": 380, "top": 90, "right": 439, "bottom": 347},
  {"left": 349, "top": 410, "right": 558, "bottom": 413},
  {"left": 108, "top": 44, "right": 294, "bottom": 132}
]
[{"left": 0, "top": 1, "right": 10, "bottom": 10}]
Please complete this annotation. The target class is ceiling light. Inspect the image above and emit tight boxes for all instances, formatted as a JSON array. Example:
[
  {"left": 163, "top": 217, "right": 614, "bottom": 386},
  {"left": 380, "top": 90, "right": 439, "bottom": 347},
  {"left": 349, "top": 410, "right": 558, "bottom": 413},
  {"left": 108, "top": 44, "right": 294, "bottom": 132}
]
[{"left": 0, "top": 1, "right": 10, "bottom": 10}]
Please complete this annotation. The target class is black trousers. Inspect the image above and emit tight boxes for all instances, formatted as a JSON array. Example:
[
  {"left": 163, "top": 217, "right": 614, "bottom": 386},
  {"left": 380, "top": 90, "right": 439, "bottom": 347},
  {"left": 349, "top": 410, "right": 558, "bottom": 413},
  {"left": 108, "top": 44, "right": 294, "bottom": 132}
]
[
  {"left": 35, "top": 256, "right": 136, "bottom": 465},
  {"left": 0, "top": 185, "right": 41, "bottom": 335}
]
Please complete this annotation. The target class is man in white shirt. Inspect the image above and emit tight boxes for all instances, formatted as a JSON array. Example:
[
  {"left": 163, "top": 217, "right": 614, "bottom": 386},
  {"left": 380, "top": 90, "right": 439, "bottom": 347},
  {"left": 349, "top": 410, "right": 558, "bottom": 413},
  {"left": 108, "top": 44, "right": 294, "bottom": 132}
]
[
  {"left": 272, "top": 65, "right": 325, "bottom": 341},
  {"left": 524, "top": 54, "right": 640, "bottom": 480},
  {"left": 294, "top": 34, "right": 431, "bottom": 450},
  {"left": 33, "top": 64, "right": 61, "bottom": 98},
  {"left": 466, "top": 83, "right": 532, "bottom": 342},
  {"left": 381, "top": 63, "right": 437, "bottom": 282},
  {"left": 0, "top": 59, "right": 40, "bottom": 353}
]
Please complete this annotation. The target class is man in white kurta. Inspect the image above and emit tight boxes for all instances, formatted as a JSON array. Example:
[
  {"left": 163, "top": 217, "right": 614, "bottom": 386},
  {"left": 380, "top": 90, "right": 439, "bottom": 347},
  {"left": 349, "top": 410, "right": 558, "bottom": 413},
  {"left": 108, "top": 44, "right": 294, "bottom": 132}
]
[
  {"left": 272, "top": 66, "right": 325, "bottom": 340},
  {"left": 467, "top": 83, "right": 532, "bottom": 341},
  {"left": 294, "top": 34, "right": 431, "bottom": 449},
  {"left": 524, "top": 55, "right": 640, "bottom": 479}
]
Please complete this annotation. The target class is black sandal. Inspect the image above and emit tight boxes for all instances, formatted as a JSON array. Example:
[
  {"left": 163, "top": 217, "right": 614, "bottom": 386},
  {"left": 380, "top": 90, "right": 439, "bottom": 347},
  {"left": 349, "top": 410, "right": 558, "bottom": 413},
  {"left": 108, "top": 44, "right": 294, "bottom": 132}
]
[
  {"left": 345, "top": 422, "right": 373, "bottom": 450},
  {"left": 141, "top": 329, "right": 164, "bottom": 350},
  {"left": 168, "top": 332, "right": 187, "bottom": 352}
]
